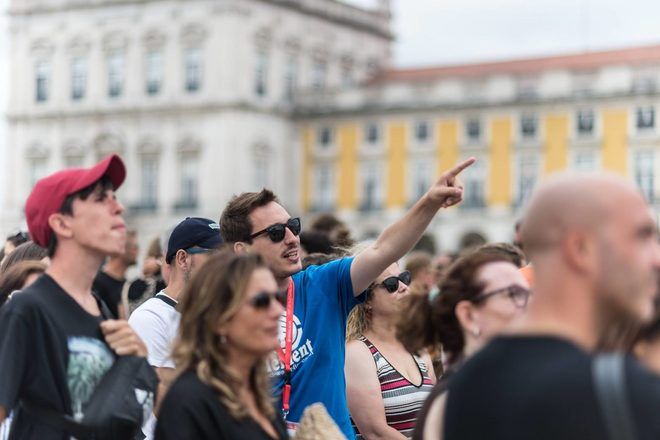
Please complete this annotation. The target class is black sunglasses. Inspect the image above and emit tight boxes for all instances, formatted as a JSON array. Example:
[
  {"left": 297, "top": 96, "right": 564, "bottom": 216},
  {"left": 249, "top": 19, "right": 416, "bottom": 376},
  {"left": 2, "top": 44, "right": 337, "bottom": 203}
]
[
  {"left": 248, "top": 217, "right": 302, "bottom": 243},
  {"left": 250, "top": 290, "right": 287, "bottom": 310},
  {"left": 473, "top": 285, "right": 531, "bottom": 309},
  {"left": 373, "top": 271, "right": 412, "bottom": 293}
]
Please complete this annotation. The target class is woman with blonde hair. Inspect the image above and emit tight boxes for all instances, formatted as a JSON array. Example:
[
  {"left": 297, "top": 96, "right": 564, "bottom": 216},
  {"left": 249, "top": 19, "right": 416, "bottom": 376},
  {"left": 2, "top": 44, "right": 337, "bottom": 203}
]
[
  {"left": 345, "top": 262, "right": 436, "bottom": 439},
  {"left": 155, "top": 252, "right": 287, "bottom": 439}
]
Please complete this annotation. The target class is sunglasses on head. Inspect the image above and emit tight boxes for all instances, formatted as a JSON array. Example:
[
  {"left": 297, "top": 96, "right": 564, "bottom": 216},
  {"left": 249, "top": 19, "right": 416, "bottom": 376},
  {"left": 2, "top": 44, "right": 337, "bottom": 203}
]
[
  {"left": 373, "top": 271, "right": 412, "bottom": 293},
  {"left": 250, "top": 290, "right": 287, "bottom": 310},
  {"left": 248, "top": 217, "right": 301, "bottom": 243}
]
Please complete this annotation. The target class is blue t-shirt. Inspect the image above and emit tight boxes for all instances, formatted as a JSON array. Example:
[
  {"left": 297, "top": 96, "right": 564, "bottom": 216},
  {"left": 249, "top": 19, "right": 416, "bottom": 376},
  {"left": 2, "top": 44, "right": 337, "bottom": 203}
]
[{"left": 268, "top": 256, "right": 363, "bottom": 439}]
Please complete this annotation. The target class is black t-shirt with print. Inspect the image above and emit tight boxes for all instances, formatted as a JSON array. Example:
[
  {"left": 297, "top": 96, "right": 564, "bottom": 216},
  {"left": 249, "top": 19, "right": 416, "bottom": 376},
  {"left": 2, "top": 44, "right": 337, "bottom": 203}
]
[
  {"left": 0, "top": 274, "right": 116, "bottom": 440},
  {"left": 155, "top": 370, "right": 288, "bottom": 440},
  {"left": 444, "top": 335, "right": 660, "bottom": 440}
]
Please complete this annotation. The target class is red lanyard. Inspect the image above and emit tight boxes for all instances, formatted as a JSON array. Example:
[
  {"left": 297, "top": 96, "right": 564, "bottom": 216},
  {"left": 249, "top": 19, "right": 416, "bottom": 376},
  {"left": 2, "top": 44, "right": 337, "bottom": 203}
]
[{"left": 277, "top": 279, "right": 295, "bottom": 418}]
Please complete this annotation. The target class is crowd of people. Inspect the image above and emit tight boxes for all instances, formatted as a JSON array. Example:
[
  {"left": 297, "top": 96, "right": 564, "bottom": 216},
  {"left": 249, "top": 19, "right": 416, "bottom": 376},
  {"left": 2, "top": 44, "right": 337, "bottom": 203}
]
[{"left": 1, "top": 153, "right": 660, "bottom": 440}]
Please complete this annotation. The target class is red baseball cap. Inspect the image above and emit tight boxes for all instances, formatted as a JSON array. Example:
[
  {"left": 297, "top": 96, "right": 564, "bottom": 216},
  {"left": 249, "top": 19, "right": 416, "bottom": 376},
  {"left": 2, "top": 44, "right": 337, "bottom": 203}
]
[{"left": 25, "top": 154, "right": 126, "bottom": 247}]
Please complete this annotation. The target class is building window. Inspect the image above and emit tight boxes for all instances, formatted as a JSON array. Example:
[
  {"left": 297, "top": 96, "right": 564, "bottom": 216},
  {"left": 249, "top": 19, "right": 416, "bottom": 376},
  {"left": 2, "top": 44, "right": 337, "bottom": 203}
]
[
  {"left": 312, "top": 59, "right": 327, "bottom": 90},
  {"left": 517, "top": 76, "right": 538, "bottom": 100},
  {"left": 365, "top": 123, "right": 380, "bottom": 145},
  {"left": 107, "top": 53, "right": 124, "bottom": 98},
  {"left": 634, "top": 151, "right": 654, "bottom": 203},
  {"left": 360, "top": 162, "right": 381, "bottom": 211},
  {"left": 411, "top": 160, "right": 432, "bottom": 202},
  {"left": 184, "top": 48, "right": 202, "bottom": 93},
  {"left": 317, "top": 127, "right": 332, "bottom": 148},
  {"left": 140, "top": 155, "right": 159, "bottom": 208},
  {"left": 636, "top": 106, "right": 655, "bottom": 132},
  {"left": 520, "top": 114, "right": 538, "bottom": 140},
  {"left": 577, "top": 109, "right": 595, "bottom": 137},
  {"left": 315, "top": 163, "right": 334, "bottom": 211},
  {"left": 574, "top": 72, "right": 596, "bottom": 97},
  {"left": 632, "top": 72, "right": 657, "bottom": 94},
  {"left": 145, "top": 51, "right": 163, "bottom": 96},
  {"left": 415, "top": 120, "right": 430, "bottom": 143},
  {"left": 466, "top": 118, "right": 481, "bottom": 142},
  {"left": 180, "top": 153, "right": 199, "bottom": 207},
  {"left": 462, "top": 160, "right": 485, "bottom": 208},
  {"left": 341, "top": 64, "right": 353, "bottom": 88},
  {"left": 255, "top": 50, "right": 268, "bottom": 97},
  {"left": 64, "top": 155, "right": 84, "bottom": 168},
  {"left": 71, "top": 58, "right": 87, "bottom": 101},
  {"left": 253, "top": 154, "right": 269, "bottom": 189},
  {"left": 517, "top": 155, "right": 538, "bottom": 207},
  {"left": 573, "top": 151, "right": 597, "bottom": 172},
  {"left": 28, "top": 157, "right": 48, "bottom": 188},
  {"left": 284, "top": 56, "right": 297, "bottom": 101},
  {"left": 35, "top": 60, "right": 50, "bottom": 103}
]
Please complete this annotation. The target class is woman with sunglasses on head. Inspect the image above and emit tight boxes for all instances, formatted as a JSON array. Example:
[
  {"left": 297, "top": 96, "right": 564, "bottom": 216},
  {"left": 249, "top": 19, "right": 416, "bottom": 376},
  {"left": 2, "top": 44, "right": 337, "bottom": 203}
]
[
  {"left": 345, "top": 262, "right": 436, "bottom": 439},
  {"left": 397, "top": 249, "right": 531, "bottom": 440},
  {"left": 155, "top": 251, "right": 288, "bottom": 440}
]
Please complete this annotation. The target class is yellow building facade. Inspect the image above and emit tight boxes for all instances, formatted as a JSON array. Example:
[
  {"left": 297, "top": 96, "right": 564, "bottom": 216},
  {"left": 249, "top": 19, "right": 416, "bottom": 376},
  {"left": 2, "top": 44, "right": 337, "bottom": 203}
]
[{"left": 297, "top": 45, "right": 660, "bottom": 250}]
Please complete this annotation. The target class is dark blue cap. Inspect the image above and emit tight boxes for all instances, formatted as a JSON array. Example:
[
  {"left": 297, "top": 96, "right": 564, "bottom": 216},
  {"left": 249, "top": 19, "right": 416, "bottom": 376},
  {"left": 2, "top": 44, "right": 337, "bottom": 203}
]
[{"left": 165, "top": 217, "right": 223, "bottom": 264}]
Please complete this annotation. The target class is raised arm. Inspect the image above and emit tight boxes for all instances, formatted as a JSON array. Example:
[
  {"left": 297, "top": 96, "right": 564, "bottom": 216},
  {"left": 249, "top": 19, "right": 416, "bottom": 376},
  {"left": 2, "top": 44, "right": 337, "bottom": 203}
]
[{"left": 351, "top": 158, "right": 475, "bottom": 294}]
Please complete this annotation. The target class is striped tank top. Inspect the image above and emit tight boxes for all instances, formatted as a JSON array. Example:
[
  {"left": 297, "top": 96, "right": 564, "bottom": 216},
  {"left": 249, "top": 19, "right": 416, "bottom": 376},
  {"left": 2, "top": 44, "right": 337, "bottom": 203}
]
[{"left": 353, "top": 336, "right": 434, "bottom": 439}]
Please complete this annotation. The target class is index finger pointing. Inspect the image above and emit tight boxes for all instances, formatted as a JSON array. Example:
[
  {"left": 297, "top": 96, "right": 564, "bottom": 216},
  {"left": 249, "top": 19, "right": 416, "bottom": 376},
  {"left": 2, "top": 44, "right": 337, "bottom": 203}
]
[{"left": 446, "top": 157, "right": 476, "bottom": 177}]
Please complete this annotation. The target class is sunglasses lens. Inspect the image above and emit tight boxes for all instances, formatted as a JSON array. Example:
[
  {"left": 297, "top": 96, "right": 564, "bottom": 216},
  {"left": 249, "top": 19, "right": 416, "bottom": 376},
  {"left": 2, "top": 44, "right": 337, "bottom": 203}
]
[
  {"left": 267, "top": 224, "right": 287, "bottom": 243},
  {"left": 399, "top": 271, "right": 412, "bottom": 286},
  {"left": 252, "top": 292, "right": 271, "bottom": 309},
  {"left": 288, "top": 218, "right": 302, "bottom": 236},
  {"left": 382, "top": 277, "right": 399, "bottom": 293}
]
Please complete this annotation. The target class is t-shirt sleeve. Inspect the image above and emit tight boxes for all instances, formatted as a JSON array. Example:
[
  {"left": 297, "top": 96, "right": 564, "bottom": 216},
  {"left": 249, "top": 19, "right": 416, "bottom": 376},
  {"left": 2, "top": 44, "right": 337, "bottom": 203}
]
[
  {"left": 311, "top": 256, "right": 363, "bottom": 317},
  {"left": 128, "top": 309, "right": 173, "bottom": 368},
  {"left": 0, "top": 306, "right": 31, "bottom": 411}
]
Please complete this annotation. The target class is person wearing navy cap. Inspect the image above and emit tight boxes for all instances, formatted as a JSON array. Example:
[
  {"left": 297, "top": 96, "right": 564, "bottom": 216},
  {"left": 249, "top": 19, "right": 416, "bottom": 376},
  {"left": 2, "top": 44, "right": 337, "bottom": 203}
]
[
  {"left": 0, "top": 155, "right": 150, "bottom": 439},
  {"left": 129, "top": 216, "right": 223, "bottom": 439}
]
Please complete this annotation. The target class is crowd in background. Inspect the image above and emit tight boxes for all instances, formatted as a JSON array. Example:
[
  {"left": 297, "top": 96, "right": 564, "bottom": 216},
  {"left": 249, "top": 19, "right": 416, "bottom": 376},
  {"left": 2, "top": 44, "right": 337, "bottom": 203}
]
[{"left": 2, "top": 155, "right": 660, "bottom": 440}]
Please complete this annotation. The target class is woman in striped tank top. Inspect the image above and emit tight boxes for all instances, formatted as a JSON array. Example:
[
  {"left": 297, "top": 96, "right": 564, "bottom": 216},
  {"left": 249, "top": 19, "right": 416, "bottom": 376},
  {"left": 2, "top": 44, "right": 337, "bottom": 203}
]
[{"left": 345, "top": 262, "right": 436, "bottom": 439}]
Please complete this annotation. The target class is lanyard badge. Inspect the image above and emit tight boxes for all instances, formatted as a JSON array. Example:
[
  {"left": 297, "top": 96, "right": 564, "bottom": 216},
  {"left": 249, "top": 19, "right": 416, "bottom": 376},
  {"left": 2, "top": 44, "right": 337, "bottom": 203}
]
[{"left": 277, "top": 280, "right": 295, "bottom": 420}]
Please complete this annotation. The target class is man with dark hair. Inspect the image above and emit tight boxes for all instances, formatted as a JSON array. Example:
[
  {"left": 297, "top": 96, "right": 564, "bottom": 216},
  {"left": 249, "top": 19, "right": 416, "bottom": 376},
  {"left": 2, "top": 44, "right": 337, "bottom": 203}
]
[
  {"left": 0, "top": 155, "right": 149, "bottom": 439},
  {"left": 92, "top": 229, "right": 139, "bottom": 318},
  {"left": 220, "top": 159, "right": 475, "bottom": 438},
  {"left": 434, "top": 173, "right": 660, "bottom": 439},
  {"left": 129, "top": 217, "right": 222, "bottom": 439}
]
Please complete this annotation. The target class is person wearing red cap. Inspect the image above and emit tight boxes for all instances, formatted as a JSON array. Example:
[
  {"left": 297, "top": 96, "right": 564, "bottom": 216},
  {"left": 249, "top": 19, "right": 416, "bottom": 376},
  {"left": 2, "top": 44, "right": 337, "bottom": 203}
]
[{"left": 0, "top": 155, "right": 149, "bottom": 439}]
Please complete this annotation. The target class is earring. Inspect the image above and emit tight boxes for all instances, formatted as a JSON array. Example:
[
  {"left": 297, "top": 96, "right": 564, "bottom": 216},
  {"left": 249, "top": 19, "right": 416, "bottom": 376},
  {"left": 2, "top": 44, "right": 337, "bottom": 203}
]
[
  {"left": 220, "top": 334, "right": 227, "bottom": 344},
  {"left": 472, "top": 327, "right": 481, "bottom": 338}
]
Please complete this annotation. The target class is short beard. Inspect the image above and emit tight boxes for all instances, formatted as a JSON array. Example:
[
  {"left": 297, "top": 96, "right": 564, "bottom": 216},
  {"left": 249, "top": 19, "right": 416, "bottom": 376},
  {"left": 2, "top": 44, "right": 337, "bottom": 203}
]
[{"left": 595, "top": 291, "right": 643, "bottom": 352}]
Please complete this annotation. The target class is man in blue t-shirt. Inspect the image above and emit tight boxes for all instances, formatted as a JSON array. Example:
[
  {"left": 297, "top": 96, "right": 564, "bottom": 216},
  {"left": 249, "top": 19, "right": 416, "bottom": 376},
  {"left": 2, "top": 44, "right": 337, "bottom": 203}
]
[{"left": 219, "top": 158, "right": 474, "bottom": 438}]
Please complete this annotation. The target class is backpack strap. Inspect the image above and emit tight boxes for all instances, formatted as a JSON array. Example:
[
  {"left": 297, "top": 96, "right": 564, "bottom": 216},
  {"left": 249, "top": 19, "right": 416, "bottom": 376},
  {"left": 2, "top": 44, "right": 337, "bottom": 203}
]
[{"left": 592, "top": 353, "right": 637, "bottom": 440}]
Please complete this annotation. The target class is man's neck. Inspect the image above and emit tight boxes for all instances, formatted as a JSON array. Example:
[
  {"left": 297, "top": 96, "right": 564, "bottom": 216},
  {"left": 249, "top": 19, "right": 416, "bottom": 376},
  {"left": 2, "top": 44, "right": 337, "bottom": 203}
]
[
  {"left": 509, "top": 289, "right": 599, "bottom": 351},
  {"left": 276, "top": 275, "right": 292, "bottom": 292},
  {"left": 163, "top": 272, "right": 184, "bottom": 301},
  {"left": 47, "top": 247, "right": 105, "bottom": 303},
  {"left": 103, "top": 258, "right": 127, "bottom": 280}
]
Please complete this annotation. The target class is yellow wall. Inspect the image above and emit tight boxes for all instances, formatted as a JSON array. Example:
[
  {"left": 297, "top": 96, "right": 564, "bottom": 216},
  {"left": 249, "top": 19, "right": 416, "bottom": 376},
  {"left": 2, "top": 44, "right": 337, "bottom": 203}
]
[
  {"left": 438, "top": 120, "right": 458, "bottom": 175},
  {"left": 544, "top": 115, "right": 569, "bottom": 174},
  {"left": 488, "top": 117, "right": 512, "bottom": 206},
  {"left": 301, "top": 127, "right": 313, "bottom": 211},
  {"left": 602, "top": 110, "right": 628, "bottom": 174},
  {"left": 386, "top": 122, "right": 408, "bottom": 208},
  {"left": 337, "top": 124, "right": 358, "bottom": 209}
]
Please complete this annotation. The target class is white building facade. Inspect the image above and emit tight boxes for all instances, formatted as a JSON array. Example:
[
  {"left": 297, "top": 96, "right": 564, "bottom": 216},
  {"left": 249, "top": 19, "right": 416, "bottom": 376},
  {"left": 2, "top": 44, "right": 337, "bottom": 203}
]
[{"left": 4, "top": 0, "right": 392, "bottom": 242}]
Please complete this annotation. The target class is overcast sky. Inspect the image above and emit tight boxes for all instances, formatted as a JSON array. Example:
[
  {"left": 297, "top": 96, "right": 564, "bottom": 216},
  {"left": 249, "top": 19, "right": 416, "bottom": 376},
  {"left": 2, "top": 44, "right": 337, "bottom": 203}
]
[{"left": 349, "top": 0, "right": 660, "bottom": 67}]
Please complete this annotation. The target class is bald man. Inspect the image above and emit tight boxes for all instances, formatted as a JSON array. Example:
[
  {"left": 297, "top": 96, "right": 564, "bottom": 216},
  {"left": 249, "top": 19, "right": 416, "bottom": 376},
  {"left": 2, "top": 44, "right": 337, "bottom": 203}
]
[{"left": 426, "top": 173, "right": 660, "bottom": 440}]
